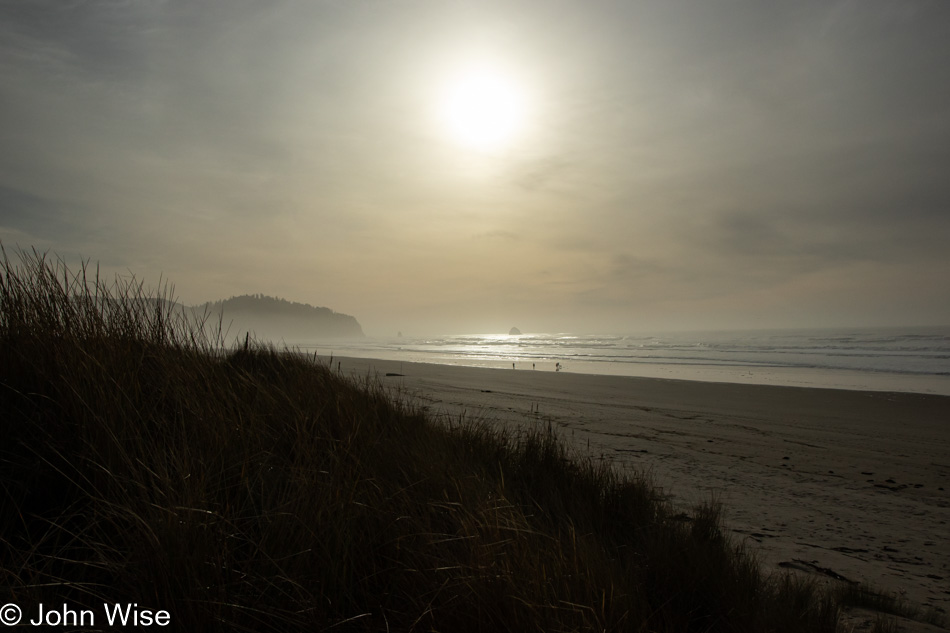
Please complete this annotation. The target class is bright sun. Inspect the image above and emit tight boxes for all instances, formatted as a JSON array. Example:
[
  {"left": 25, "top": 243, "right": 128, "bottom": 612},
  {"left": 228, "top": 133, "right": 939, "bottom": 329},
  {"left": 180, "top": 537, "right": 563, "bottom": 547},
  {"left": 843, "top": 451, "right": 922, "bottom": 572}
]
[{"left": 438, "top": 66, "right": 528, "bottom": 152}]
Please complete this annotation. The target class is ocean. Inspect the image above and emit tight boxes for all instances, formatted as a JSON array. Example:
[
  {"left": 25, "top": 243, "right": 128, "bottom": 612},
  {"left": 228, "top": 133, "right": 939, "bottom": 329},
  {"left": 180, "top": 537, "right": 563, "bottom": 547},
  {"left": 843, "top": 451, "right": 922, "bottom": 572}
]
[{"left": 292, "top": 327, "right": 950, "bottom": 396}]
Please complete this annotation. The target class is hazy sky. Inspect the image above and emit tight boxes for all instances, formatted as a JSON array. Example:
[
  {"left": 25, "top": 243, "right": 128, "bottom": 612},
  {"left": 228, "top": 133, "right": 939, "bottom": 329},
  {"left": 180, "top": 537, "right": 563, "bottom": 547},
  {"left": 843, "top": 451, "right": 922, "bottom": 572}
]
[{"left": 2, "top": 0, "right": 949, "bottom": 335}]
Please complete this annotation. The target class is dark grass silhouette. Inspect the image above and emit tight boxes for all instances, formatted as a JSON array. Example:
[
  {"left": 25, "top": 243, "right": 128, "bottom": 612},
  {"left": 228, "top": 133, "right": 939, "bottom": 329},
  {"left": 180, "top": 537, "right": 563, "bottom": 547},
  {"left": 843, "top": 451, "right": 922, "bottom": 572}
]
[{"left": 0, "top": 246, "right": 918, "bottom": 631}]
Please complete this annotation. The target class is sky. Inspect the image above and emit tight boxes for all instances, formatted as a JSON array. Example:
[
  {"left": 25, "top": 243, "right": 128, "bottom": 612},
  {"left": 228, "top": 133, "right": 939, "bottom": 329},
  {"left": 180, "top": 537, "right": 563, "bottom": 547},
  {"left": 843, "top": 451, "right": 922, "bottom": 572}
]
[{"left": 2, "top": 0, "right": 949, "bottom": 335}]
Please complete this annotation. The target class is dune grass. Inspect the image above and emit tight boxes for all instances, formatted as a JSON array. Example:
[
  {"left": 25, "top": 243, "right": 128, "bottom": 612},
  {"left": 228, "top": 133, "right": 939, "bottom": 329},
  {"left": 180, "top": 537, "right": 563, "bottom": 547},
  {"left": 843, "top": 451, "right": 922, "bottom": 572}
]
[{"left": 0, "top": 246, "right": 921, "bottom": 632}]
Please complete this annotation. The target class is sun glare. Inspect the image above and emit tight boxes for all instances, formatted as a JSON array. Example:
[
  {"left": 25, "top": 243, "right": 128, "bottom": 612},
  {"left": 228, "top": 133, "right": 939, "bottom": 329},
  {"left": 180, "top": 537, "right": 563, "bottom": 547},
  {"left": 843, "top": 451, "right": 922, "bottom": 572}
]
[{"left": 438, "top": 66, "right": 528, "bottom": 152}]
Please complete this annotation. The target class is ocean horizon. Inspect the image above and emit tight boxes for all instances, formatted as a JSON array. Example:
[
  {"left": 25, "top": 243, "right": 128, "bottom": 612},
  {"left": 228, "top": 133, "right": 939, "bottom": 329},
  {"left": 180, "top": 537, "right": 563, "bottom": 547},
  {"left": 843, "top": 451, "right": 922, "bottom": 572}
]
[{"left": 288, "top": 326, "right": 950, "bottom": 396}]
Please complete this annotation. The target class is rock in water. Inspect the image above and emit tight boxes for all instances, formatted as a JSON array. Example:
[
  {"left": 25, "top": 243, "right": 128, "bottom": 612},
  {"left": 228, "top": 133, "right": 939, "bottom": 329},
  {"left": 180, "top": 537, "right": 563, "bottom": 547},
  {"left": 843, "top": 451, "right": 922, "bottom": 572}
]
[{"left": 509, "top": 327, "right": 522, "bottom": 335}]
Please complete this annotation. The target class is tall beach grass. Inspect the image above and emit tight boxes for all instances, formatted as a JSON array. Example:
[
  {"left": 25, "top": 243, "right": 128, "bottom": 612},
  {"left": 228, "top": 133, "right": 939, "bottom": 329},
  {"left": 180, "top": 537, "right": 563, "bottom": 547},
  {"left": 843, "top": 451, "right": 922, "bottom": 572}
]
[{"left": 0, "top": 246, "right": 917, "bottom": 631}]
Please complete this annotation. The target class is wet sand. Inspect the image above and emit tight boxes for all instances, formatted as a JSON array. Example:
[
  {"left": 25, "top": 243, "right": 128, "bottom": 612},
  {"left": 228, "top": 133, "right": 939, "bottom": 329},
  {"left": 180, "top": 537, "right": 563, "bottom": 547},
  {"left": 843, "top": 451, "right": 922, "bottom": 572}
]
[{"left": 332, "top": 356, "right": 950, "bottom": 622}]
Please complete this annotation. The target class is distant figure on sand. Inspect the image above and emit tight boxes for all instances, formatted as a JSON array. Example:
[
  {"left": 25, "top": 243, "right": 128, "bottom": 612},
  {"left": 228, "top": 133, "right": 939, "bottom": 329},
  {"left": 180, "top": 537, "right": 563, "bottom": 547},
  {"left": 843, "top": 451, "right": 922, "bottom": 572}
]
[
  {"left": 556, "top": 362, "right": 561, "bottom": 372},
  {"left": 512, "top": 362, "right": 516, "bottom": 369},
  {"left": 532, "top": 363, "right": 535, "bottom": 370}
]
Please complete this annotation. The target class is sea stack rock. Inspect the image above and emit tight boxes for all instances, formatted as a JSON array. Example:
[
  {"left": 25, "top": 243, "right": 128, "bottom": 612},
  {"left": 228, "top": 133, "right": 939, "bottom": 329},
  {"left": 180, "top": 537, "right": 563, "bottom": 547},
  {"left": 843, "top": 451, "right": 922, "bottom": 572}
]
[{"left": 509, "top": 327, "right": 522, "bottom": 335}]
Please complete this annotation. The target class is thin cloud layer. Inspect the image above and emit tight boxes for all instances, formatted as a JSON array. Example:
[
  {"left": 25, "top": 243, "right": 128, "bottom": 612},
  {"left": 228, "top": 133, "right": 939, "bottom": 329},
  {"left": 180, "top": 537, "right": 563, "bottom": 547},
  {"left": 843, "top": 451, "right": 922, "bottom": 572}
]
[{"left": 1, "top": 0, "right": 948, "bottom": 333}]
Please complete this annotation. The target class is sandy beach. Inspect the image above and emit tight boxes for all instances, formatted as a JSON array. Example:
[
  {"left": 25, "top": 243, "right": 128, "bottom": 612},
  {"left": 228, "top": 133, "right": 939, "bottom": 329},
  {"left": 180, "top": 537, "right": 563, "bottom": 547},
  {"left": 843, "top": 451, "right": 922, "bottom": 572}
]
[{"left": 332, "top": 356, "right": 950, "bottom": 624}]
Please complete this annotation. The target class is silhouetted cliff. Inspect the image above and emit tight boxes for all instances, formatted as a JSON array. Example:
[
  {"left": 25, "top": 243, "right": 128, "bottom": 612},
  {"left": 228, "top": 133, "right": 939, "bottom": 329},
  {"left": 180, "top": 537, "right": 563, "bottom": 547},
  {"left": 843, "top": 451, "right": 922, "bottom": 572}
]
[{"left": 199, "top": 294, "right": 364, "bottom": 340}]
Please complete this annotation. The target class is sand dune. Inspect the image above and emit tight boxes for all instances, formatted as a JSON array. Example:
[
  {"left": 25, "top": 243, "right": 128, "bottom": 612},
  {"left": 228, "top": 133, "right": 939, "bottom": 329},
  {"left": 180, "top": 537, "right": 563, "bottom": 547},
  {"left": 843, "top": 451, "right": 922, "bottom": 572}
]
[{"left": 333, "top": 356, "right": 950, "bottom": 621}]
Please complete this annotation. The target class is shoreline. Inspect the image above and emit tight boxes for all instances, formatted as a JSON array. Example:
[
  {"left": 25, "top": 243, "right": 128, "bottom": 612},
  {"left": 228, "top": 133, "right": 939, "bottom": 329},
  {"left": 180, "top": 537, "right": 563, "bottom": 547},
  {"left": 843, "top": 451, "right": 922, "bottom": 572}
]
[
  {"left": 303, "top": 346, "right": 950, "bottom": 397},
  {"left": 330, "top": 355, "right": 950, "bottom": 619}
]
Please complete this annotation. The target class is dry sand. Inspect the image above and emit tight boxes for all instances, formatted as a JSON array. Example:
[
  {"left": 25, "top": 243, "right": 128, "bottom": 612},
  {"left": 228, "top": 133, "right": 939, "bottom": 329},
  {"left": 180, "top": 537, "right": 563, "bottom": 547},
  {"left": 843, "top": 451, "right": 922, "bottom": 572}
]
[{"left": 332, "top": 356, "right": 950, "bottom": 626}]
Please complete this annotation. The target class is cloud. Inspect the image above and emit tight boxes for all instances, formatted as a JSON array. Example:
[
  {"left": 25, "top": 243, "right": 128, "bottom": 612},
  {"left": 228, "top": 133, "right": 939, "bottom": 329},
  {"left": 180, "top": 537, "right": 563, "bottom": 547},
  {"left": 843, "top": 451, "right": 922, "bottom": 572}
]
[
  {"left": 475, "top": 230, "right": 521, "bottom": 241},
  {"left": 1, "top": 0, "right": 949, "bottom": 331},
  {"left": 510, "top": 156, "right": 572, "bottom": 192},
  {"left": 0, "top": 186, "right": 74, "bottom": 238}
]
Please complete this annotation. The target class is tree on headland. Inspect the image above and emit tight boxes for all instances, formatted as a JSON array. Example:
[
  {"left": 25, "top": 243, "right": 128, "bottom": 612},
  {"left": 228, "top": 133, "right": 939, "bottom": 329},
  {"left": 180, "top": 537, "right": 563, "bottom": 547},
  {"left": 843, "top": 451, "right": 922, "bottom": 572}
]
[{"left": 199, "top": 294, "right": 364, "bottom": 340}]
